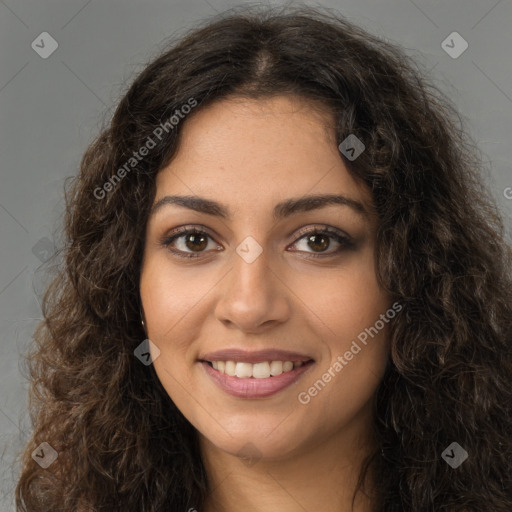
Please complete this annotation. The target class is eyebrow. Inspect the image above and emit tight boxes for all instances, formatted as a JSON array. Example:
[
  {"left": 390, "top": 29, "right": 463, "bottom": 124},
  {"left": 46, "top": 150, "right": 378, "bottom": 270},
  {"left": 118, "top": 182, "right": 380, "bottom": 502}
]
[{"left": 150, "top": 193, "right": 370, "bottom": 221}]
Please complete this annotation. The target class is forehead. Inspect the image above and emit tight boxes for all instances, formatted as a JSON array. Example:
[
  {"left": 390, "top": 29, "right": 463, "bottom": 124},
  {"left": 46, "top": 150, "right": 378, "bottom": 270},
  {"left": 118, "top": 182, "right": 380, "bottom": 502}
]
[
  {"left": 167, "top": 94, "right": 338, "bottom": 161},
  {"left": 153, "top": 95, "right": 374, "bottom": 217}
]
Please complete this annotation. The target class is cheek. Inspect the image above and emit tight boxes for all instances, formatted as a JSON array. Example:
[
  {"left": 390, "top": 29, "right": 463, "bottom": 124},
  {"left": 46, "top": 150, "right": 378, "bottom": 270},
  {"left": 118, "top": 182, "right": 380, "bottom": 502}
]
[
  {"left": 304, "top": 251, "right": 388, "bottom": 336},
  {"left": 140, "top": 261, "right": 199, "bottom": 399},
  {"left": 302, "top": 254, "right": 391, "bottom": 390},
  {"left": 140, "top": 255, "right": 209, "bottom": 342}
]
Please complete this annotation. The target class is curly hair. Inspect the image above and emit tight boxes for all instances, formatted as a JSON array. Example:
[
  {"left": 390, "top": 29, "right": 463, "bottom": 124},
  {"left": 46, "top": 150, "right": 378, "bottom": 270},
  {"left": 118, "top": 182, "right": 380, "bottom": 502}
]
[{"left": 14, "top": 4, "right": 512, "bottom": 511}]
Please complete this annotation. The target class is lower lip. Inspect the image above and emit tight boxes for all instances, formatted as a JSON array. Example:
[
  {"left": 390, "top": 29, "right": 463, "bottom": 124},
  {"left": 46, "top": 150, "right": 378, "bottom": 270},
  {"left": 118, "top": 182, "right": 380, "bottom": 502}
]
[{"left": 200, "top": 360, "right": 315, "bottom": 398}]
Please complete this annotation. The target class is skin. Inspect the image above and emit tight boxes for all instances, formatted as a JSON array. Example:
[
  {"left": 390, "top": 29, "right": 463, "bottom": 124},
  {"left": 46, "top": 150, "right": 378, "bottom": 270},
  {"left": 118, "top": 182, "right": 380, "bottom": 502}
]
[{"left": 140, "top": 95, "right": 393, "bottom": 512}]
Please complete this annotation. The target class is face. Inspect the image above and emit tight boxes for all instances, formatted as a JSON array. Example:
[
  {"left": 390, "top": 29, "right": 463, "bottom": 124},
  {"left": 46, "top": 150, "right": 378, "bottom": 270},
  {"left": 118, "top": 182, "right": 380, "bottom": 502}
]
[{"left": 140, "top": 95, "right": 393, "bottom": 461}]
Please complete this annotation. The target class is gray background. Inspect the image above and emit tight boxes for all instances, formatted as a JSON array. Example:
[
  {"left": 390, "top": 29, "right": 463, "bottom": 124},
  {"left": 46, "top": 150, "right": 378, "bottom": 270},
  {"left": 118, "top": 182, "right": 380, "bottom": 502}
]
[{"left": 1, "top": 0, "right": 511, "bottom": 509}]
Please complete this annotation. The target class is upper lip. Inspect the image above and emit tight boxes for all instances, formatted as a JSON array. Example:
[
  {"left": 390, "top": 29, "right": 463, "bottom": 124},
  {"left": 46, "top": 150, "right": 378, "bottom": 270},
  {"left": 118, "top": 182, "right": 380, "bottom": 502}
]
[{"left": 199, "top": 349, "right": 314, "bottom": 364}]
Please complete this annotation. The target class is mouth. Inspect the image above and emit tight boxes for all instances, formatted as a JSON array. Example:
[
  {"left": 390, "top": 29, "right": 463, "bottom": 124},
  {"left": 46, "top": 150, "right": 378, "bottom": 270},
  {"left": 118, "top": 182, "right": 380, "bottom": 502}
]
[
  {"left": 201, "top": 359, "right": 315, "bottom": 378},
  {"left": 199, "top": 357, "right": 315, "bottom": 398}
]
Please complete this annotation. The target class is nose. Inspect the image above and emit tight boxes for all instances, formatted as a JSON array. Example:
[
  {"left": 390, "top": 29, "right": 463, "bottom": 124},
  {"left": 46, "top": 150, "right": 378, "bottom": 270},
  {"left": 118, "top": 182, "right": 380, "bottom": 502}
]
[{"left": 214, "top": 241, "right": 291, "bottom": 333}]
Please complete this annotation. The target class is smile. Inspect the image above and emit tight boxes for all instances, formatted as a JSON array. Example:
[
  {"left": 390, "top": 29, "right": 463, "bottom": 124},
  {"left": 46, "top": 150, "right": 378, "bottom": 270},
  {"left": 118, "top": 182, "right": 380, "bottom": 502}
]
[
  {"left": 206, "top": 360, "right": 307, "bottom": 378},
  {"left": 200, "top": 359, "right": 315, "bottom": 398}
]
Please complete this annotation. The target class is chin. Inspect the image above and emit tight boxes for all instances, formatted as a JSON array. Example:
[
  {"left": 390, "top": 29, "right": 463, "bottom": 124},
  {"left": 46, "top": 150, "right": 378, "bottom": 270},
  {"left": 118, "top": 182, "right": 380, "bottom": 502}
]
[{"left": 198, "top": 418, "right": 310, "bottom": 462}]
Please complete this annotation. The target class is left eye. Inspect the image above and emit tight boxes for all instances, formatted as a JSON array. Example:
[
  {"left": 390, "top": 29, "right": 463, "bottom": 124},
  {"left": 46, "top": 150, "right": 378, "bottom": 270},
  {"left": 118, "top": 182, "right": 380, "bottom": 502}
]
[
  {"left": 161, "top": 226, "right": 354, "bottom": 259},
  {"left": 290, "top": 228, "right": 353, "bottom": 257}
]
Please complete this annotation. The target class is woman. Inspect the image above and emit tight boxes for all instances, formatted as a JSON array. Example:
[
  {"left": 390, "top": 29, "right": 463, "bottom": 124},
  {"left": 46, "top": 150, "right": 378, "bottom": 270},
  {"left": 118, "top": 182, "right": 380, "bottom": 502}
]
[{"left": 15, "top": 4, "right": 512, "bottom": 511}]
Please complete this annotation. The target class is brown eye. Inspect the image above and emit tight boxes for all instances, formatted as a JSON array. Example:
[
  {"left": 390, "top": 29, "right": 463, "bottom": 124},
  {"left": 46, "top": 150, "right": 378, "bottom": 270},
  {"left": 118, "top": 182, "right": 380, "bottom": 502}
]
[
  {"left": 290, "top": 226, "right": 355, "bottom": 258},
  {"left": 161, "top": 228, "right": 218, "bottom": 259},
  {"left": 184, "top": 232, "right": 208, "bottom": 252},
  {"left": 305, "top": 233, "right": 330, "bottom": 252}
]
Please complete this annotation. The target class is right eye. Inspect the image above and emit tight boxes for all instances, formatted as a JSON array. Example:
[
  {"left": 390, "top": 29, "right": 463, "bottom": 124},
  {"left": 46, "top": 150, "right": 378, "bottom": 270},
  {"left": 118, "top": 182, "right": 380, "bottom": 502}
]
[{"left": 160, "top": 227, "right": 221, "bottom": 259}]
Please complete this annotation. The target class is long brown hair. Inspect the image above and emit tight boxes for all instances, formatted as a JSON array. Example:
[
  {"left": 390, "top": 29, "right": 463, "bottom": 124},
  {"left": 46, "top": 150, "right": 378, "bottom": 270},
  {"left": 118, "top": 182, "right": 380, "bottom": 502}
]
[{"left": 15, "top": 4, "right": 512, "bottom": 511}]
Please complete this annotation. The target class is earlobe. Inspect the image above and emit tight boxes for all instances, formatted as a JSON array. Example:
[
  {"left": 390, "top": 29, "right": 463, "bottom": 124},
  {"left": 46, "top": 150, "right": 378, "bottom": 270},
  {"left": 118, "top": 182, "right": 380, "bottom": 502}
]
[{"left": 140, "top": 304, "right": 147, "bottom": 334}]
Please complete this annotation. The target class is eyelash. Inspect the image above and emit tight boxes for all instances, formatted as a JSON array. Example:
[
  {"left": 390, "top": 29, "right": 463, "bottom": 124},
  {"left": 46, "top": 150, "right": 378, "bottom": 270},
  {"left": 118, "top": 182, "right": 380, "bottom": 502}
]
[{"left": 159, "top": 225, "right": 355, "bottom": 260}]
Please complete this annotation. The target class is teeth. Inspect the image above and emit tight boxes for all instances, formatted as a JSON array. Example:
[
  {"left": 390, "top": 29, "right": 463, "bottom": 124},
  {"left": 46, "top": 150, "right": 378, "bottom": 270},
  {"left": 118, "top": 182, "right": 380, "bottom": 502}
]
[
  {"left": 283, "top": 361, "right": 294, "bottom": 372},
  {"left": 270, "top": 361, "right": 283, "bottom": 376},
  {"left": 235, "top": 362, "right": 253, "bottom": 378},
  {"left": 225, "top": 361, "right": 236, "bottom": 376},
  {"left": 209, "top": 360, "right": 308, "bottom": 378}
]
